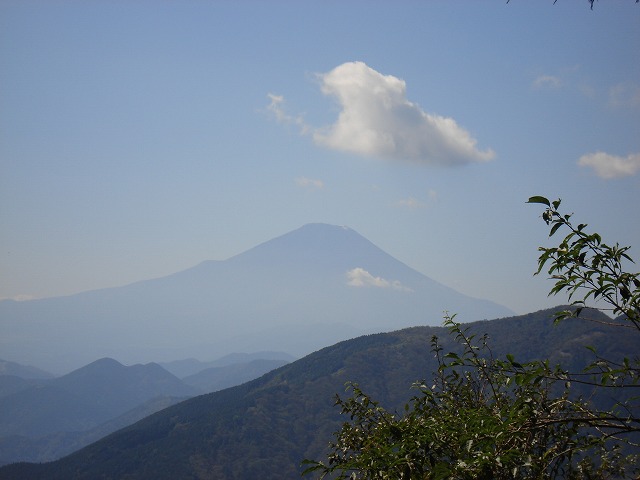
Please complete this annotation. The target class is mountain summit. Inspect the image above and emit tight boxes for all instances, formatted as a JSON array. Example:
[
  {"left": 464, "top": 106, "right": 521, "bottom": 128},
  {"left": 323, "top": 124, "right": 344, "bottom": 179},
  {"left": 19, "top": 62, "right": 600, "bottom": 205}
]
[{"left": 0, "top": 224, "right": 512, "bottom": 372}]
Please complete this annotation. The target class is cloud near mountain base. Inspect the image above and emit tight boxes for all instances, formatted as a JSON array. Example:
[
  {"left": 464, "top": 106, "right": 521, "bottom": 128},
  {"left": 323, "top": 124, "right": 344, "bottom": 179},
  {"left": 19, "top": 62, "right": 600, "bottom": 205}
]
[{"left": 346, "top": 267, "right": 412, "bottom": 292}]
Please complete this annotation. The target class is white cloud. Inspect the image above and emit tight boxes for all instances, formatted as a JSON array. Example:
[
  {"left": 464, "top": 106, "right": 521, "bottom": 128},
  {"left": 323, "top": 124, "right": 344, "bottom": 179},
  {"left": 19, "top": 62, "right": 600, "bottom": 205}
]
[
  {"left": 531, "top": 67, "right": 596, "bottom": 99},
  {"left": 532, "top": 71, "right": 640, "bottom": 107},
  {"left": 577, "top": 151, "right": 640, "bottom": 179},
  {"left": 268, "top": 62, "right": 494, "bottom": 166},
  {"left": 266, "top": 93, "right": 310, "bottom": 134},
  {"left": 295, "top": 176, "right": 324, "bottom": 189},
  {"left": 608, "top": 83, "right": 640, "bottom": 108},
  {"left": 0, "top": 294, "right": 36, "bottom": 302},
  {"left": 346, "top": 267, "right": 412, "bottom": 292},
  {"left": 533, "top": 74, "right": 562, "bottom": 89},
  {"left": 313, "top": 62, "right": 495, "bottom": 165},
  {"left": 395, "top": 197, "right": 426, "bottom": 209},
  {"left": 395, "top": 190, "right": 438, "bottom": 209}
]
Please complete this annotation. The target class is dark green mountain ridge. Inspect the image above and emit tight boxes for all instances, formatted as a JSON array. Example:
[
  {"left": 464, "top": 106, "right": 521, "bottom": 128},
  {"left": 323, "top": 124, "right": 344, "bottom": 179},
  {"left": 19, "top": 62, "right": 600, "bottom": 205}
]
[{"left": 2, "top": 306, "right": 637, "bottom": 480}]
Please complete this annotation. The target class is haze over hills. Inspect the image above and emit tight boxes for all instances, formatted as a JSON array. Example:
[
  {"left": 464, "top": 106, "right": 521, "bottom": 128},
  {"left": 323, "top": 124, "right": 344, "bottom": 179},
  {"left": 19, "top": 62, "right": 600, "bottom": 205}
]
[
  {"left": 0, "top": 354, "right": 290, "bottom": 466},
  {"left": 0, "top": 360, "right": 53, "bottom": 380},
  {"left": 0, "top": 358, "right": 198, "bottom": 440},
  {"left": 159, "top": 351, "right": 296, "bottom": 378},
  {"left": 181, "top": 358, "right": 291, "bottom": 394},
  {"left": 0, "top": 223, "right": 513, "bottom": 373},
  {"left": 0, "top": 394, "right": 186, "bottom": 467},
  {"left": 2, "top": 307, "right": 635, "bottom": 480},
  {"left": 0, "top": 357, "right": 199, "bottom": 466}
]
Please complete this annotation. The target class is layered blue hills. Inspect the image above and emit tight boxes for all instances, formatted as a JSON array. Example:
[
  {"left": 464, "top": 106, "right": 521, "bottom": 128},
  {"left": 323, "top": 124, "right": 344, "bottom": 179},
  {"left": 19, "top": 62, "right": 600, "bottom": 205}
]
[{"left": 0, "top": 224, "right": 512, "bottom": 373}]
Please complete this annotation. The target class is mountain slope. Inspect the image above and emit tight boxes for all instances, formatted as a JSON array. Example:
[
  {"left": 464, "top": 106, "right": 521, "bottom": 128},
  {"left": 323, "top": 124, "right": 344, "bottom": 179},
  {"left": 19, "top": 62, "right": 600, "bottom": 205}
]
[
  {"left": 0, "top": 395, "right": 185, "bottom": 466},
  {"left": 2, "top": 307, "right": 636, "bottom": 480},
  {"left": 0, "top": 224, "right": 512, "bottom": 373},
  {"left": 0, "top": 376, "right": 46, "bottom": 399}
]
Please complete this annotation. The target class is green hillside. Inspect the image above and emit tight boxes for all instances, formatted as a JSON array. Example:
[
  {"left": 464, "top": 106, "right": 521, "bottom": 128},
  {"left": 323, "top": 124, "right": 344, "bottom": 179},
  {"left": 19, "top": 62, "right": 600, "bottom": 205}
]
[{"left": 1, "top": 307, "right": 636, "bottom": 479}]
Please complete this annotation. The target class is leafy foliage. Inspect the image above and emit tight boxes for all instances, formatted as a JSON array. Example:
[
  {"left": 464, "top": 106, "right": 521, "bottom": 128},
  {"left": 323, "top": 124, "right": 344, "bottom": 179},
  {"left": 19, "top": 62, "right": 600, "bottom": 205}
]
[
  {"left": 304, "top": 197, "right": 640, "bottom": 479},
  {"left": 528, "top": 196, "right": 640, "bottom": 453},
  {"left": 303, "top": 316, "right": 637, "bottom": 479},
  {"left": 527, "top": 196, "right": 639, "bottom": 328}
]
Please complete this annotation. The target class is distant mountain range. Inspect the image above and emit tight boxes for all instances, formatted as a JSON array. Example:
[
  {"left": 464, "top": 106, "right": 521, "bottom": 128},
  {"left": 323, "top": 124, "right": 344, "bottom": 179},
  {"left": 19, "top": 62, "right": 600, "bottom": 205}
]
[
  {"left": 0, "top": 223, "right": 513, "bottom": 373},
  {"left": 0, "top": 359, "right": 53, "bottom": 379},
  {"left": 0, "top": 358, "right": 197, "bottom": 466},
  {"left": 181, "top": 358, "right": 290, "bottom": 393},
  {"left": 159, "top": 351, "right": 296, "bottom": 378},
  {"left": 2, "top": 307, "right": 636, "bottom": 480},
  {"left": 0, "top": 354, "right": 290, "bottom": 466}
]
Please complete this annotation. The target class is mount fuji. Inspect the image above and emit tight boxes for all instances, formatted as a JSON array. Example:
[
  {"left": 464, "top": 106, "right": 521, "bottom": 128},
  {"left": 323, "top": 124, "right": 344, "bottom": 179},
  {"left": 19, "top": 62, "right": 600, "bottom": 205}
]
[{"left": 0, "top": 224, "right": 513, "bottom": 373}]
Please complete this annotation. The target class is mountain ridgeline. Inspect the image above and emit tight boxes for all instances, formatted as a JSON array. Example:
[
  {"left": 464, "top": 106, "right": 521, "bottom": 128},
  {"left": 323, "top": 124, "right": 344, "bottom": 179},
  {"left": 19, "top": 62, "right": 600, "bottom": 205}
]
[
  {"left": 0, "top": 360, "right": 53, "bottom": 380},
  {"left": 0, "top": 223, "right": 513, "bottom": 373},
  {"left": 1, "top": 308, "right": 636, "bottom": 480},
  {"left": 0, "top": 355, "right": 294, "bottom": 466},
  {"left": 0, "top": 358, "right": 199, "bottom": 466}
]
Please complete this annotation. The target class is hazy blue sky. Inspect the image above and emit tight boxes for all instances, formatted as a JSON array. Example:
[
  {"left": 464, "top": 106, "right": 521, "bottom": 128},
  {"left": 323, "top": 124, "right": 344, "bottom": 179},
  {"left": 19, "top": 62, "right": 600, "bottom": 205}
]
[{"left": 1, "top": 1, "right": 639, "bottom": 315}]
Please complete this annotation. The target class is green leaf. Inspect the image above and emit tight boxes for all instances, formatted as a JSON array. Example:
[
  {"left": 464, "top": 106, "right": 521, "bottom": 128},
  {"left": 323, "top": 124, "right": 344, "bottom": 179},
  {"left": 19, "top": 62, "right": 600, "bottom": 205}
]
[
  {"left": 526, "top": 196, "right": 550, "bottom": 206},
  {"left": 549, "top": 222, "right": 563, "bottom": 237}
]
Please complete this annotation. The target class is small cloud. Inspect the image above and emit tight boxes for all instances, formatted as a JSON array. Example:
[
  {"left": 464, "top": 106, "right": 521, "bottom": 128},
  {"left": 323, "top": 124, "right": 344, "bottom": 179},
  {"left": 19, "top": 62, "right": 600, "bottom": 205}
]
[
  {"left": 266, "top": 93, "right": 310, "bottom": 134},
  {"left": 267, "top": 93, "right": 286, "bottom": 121},
  {"left": 577, "top": 151, "right": 640, "bottom": 179},
  {"left": 531, "top": 67, "right": 596, "bottom": 99},
  {"left": 346, "top": 267, "right": 412, "bottom": 292},
  {"left": 395, "top": 189, "right": 438, "bottom": 209},
  {"left": 295, "top": 176, "right": 324, "bottom": 189},
  {"left": 608, "top": 83, "right": 640, "bottom": 108},
  {"left": 269, "top": 62, "right": 494, "bottom": 166},
  {"left": 533, "top": 70, "right": 640, "bottom": 107},
  {"left": 533, "top": 74, "right": 562, "bottom": 89},
  {"left": 395, "top": 197, "right": 427, "bottom": 209},
  {"left": 0, "top": 294, "right": 36, "bottom": 302}
]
